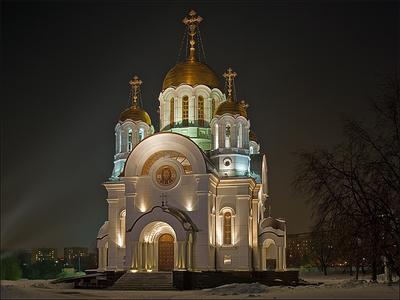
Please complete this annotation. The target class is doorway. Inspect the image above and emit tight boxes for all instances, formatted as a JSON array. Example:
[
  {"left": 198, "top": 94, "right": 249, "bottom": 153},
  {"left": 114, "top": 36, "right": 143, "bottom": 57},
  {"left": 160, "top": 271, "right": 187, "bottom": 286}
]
[{"left": 158, "top": 233, "right": 174, "bottom": 271}]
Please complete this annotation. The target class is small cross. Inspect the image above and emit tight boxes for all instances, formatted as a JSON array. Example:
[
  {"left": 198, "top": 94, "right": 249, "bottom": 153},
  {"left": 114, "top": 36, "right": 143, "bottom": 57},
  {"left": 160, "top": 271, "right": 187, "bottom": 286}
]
[
  {"left": 160, "top": 193, "right": 168, "bottom": 207},
  {"left": 223, "top": 68, "right": 237, "bottom": 101},
  {"left": 129, "top": 75, "right": 142, "bottom": 107}
]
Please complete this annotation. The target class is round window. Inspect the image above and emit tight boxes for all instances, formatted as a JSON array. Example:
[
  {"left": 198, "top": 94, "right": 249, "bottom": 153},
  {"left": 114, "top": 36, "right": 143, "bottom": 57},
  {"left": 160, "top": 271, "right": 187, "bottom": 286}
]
[{"left": 223, "top": 158, "right": 232, "bottom": 167}]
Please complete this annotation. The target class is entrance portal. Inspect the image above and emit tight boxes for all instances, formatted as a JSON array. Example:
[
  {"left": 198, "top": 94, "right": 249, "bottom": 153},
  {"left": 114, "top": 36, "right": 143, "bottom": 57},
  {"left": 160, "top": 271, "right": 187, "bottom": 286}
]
[{"left": 158, "top": 233, "right": 174, "bottom": 271}]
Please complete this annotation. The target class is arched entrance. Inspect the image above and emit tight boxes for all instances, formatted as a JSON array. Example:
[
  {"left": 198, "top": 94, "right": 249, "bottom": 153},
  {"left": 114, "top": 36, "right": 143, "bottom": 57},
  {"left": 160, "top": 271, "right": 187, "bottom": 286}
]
[
  {"left": 137, "top": 221, "right": 177, "bottom": 271},
  {"left": 260, "top": 238, "right": 278, "bottom": 271},
  {"left": 158, "top": 233, "right": 174, "bottom": 271},
  {"left": 265, "top": 242, "right": 277, "bottom": 270}
]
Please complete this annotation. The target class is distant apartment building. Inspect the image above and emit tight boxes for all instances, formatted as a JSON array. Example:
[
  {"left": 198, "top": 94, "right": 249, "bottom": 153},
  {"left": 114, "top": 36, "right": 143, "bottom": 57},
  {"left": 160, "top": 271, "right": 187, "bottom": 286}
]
[
  {"left": 31, "top": 248, "right": 57, "bottom": 263},
  {"left": 286, "top": 232, "right": 313, "bottom": 267},
  {"left": 64, "top": 247, "right": 89, "bottom": 265}
]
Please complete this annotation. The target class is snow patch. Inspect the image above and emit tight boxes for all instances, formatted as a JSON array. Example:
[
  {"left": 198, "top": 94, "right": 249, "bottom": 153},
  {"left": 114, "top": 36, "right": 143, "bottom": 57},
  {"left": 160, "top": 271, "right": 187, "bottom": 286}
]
[{"left": 203, "top": 283, "right": 268, "bottom": 295}]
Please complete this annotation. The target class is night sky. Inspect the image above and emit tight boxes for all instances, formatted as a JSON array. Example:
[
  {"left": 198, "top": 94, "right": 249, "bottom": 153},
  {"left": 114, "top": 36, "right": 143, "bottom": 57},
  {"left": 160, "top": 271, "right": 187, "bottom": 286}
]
[{"left": 1, "top": 1, "right": 398, "bottom": 251}]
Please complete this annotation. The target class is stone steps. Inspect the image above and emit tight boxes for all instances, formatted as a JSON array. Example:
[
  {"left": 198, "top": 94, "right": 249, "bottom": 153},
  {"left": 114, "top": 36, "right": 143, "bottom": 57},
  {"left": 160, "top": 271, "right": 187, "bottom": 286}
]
[{"left": 110, "top": 271, "right": 175, "bottom": 290}]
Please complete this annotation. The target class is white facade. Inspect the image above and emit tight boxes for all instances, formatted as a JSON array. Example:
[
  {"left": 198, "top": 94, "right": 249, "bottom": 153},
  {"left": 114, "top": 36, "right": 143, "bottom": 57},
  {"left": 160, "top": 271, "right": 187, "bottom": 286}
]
[
  {"left": 98, "top": 128, "right": 286, "bottom": 272},
  {"left": 96, "top": 10, "right": 286, "bottom": 274}
]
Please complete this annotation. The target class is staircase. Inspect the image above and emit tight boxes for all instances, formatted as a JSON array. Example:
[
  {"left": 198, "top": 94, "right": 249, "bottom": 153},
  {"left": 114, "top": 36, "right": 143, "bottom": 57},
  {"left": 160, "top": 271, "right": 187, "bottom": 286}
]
[{"left": 110, "top": 271, "right": 175, "bottom": 290}]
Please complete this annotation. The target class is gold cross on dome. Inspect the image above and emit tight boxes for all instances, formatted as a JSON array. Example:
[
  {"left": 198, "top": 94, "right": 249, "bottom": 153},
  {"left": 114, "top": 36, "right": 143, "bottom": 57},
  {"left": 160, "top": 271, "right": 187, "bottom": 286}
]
[
  {"left": 182, "top": 10, "right": 203, "bottom": 61},
  {"left": 129, "top": 75, "right": 142, "bottom": 108},
  {"left": 223, "top": 68, "right": 237, "bottom": 101},
  {"left": 183, "top": 10, "right": 203, "bottom": 29}
]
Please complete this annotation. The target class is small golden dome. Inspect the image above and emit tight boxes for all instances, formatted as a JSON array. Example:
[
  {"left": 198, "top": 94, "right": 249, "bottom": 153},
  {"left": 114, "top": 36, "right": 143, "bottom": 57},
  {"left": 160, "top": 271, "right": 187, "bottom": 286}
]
[
  {"left": 162, "top": 60, "right": 220, "bottom": 90},
  {"left": 215, "top": 100, "right": 248, "bottom": 118},
  {"left": 249, "top": 130, "right": 258, "bottom": 142},
  {"left": 119, "top": 106, "right": 152, "bottom": 125}
]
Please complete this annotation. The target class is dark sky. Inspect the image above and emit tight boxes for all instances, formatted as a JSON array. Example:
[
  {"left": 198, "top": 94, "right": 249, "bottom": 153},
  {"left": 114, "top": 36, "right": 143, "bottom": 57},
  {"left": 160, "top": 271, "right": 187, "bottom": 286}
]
[{"left": 1, "top": 1, "right": 398, "bottom": 251}]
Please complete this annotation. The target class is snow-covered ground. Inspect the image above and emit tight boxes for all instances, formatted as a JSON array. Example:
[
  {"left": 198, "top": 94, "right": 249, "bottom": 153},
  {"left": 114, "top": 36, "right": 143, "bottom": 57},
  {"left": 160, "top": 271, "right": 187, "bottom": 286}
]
[{"left": 1, "top": 273, "right": 399, "bottom": 299}]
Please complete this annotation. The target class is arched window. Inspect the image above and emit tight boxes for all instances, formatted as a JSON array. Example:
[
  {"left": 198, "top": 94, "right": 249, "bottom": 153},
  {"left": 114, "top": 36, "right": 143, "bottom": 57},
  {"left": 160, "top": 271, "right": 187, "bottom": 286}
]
[
  {"left": 237, "top": 123, "right": 243, "bottom": 148},
  {"left": 211, "top": 98, "right": 216, "bottom": 117},
  {"left": 119, "top": 210, "right": 126, "bottom": 248},
  {"left": 249, "top": 145, "right": 254, "bottom": 155},
  {"left": 215, "top": 123, "right": 219, "bottom": 149},
  {"left": 139, "top": 128, "right": 145, "bottom": 141},
  {"left": 198, "top": 96, "right": 204, "bottom": 127},
  {"left": 225, "top": 124, "right": 231, "bottom": 148},
  {"left": 170, "top": 97, "right": 174, "bottom": 127},
  {"left": 182, "top": 96, "right": 189, "bottom": 126},
  {"left": 115, "top": 132, "right": 118, "bottom": 153},
  {"left": 223, "top": 212, "right": 232, "bottom": 245},
  {"left": 128, "top": 128, "right": 133, "bottom": 151}
]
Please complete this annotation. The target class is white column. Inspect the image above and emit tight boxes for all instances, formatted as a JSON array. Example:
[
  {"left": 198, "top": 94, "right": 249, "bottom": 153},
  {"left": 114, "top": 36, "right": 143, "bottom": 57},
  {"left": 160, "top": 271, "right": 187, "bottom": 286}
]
[{"left": 107, "top": 199, "right": 119, "bottom": 269}]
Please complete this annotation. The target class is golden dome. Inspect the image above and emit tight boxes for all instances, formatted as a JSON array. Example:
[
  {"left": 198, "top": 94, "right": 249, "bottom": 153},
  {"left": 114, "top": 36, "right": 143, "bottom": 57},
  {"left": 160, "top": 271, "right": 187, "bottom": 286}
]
[
  {"left": 215, "top": 100, "right": 248, "bottom": 118},
  {"left": 249, "top": 130, "right": 258, "bottom": 142},
  {"left": 119, "top": 106, "right": 152, "bottom": 125},
  {"left": 162, "top": 60, "right": 220, "bottom": 90}
]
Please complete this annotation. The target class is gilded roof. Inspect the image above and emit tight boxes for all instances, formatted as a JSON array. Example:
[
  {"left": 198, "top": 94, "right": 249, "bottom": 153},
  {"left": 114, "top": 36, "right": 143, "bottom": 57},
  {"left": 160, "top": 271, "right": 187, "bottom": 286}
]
[
  {"left": 119, "top": 106, "right": 152, "bottom": 125},
  {"left": 162, "top": 60, "right": 220, "bottom": 90},
  {"left": 249, "top": 130, "right": 258, "bottom": 142},
  {"left": 215, "top": 100, "right": 248, "bottom": 118}
]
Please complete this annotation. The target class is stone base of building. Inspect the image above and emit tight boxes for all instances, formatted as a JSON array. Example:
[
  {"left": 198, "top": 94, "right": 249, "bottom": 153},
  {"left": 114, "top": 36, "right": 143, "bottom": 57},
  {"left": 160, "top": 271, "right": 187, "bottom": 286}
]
[{"left": 172, "top": 270, "right": 299, "bottom": 290}]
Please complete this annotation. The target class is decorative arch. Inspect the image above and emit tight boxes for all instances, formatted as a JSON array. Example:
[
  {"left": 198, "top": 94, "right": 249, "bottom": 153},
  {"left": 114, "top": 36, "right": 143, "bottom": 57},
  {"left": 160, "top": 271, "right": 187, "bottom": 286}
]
[
  {"left": 123, "top": 133, "right": 207, "bottom": 177},
  {"left": 218, "top": 206, "right": 236, "bottom": 246},
  {"left": 141, "top": 150, "right": 192, "bottom": 175}
]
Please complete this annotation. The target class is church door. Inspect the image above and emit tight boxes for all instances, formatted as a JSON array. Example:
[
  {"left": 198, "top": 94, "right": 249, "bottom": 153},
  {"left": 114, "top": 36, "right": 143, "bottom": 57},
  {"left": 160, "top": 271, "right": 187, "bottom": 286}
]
[{"left": 158, "top": 234, "right": 174, "bottom": 271}]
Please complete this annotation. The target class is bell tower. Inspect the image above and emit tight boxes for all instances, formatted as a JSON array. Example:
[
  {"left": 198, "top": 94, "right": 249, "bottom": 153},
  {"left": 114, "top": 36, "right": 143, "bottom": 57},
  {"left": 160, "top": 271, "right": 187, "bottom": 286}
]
[
  {"left": 111, "top": 75, "right": 154, "bottom": 180},
  {"left": 210, "top": 67, "right": 251, "bottom": 177}
]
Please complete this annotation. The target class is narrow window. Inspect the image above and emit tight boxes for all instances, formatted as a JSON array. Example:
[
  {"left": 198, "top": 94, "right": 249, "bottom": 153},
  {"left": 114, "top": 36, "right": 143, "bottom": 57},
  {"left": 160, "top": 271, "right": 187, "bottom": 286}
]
[
  {"left": 119, "top": 210, "right": 126, "bottom": 247},
  {"left": 170, "top": 97, "right": 174, "bottom": 127},
  {"left": 115, "top": 132, "right": 118, "bottom": 153},
  {"left": 225, "top": 124, "right": 231, "bottom": 148},
  {"left": 223, "top": 212, "right": 232, "bottom": 245},
  {"left": 250, "top": 145, "right": 254, "bottom": 155},
  {"left": 139, "top": 128, "right": 145, "bottom": 141},
  {"left": 182, "top": 96, "right": 189, "bottom": 126},
  {"left": 215, "top": 123, "right": 219, "bottom": 149},
  {"left": 238, "top": 123, "right": 243, "bottom": 148},
  {"left": 118, "top": 131, "right": 122, "bottom": 153},
  {"left": 198, "top": 96, "right": 204, "bottom": 127},
  {"left": 212, "top": 98, "right": 216, "bottom": 117},
  {"left": 128, "top": 128, "right": 133, "bottom": 151}
]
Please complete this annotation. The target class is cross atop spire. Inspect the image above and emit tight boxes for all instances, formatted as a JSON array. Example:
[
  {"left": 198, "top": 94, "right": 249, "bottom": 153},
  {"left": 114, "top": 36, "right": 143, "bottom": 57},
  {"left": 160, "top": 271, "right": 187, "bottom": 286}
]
[
  {"left": 223, "top": 67, "right": 237, "bottom": 102},
  {"left": 129, "top": 75, "right": 142, "bottom": 108},
  {"left": 182, "top": 10, "right": 203, "bottom": 62}
]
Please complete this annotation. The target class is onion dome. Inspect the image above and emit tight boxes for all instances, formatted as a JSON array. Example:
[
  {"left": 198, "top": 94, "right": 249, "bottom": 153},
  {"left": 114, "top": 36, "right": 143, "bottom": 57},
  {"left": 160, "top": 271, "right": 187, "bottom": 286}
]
[
  {"left": 260, "top": 217, "right": 285, "bottom": 231},
  {"left": 215, "top": 67, "right": 248, "bottom": 118},
  {"left": 249, "top": 130, "right": 258, "bottom": 142},
  {"left": 163, "top": 61, "right": 220, "bottom": 90},
  {"left": 162, "top": 10, "right": 220, "bottom": 91},
  {"left": 119, "top": 75, "right": 152, "bottom": 125},
  {"left": 215, "top": 100, "right": 248, "bottom": 118}
]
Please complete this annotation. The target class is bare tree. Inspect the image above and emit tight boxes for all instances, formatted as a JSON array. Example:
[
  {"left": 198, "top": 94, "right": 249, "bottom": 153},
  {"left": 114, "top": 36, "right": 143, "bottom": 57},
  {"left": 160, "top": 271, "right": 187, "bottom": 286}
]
[{"left": 294, "top": 74, "right": 400, "bottom": 279}]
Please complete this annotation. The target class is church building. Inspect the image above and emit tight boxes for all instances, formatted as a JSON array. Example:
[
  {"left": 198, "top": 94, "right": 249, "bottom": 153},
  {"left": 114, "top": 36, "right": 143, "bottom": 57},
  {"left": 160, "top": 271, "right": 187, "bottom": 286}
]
[{"left": 96, "top": 10, "right": 287, "bottom": 279}]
